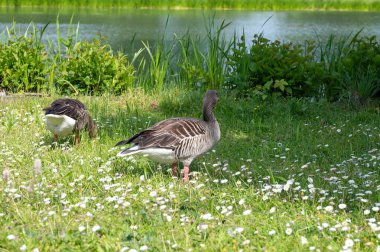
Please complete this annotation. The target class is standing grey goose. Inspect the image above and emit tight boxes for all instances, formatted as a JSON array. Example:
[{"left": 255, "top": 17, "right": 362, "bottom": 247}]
[
  {"left": 43, "top": 98, "right": 97, "bottom": 145},
  {"left": 115, "top": 90, "right": 220, "bottom": 181}
]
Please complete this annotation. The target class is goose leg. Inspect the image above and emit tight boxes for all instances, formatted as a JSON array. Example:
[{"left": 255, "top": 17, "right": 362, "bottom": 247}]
[
  {"left": 171, "top": 163, "right": 178, "bottom": 178},
  {"left": 183, "top": 166, "right": 190, "bottom": 182},
  {"left": 74, "top": 133, "right": 79, "bottom": 145},
  {"left": 54, "top": 134, "right": 58, "bottom": 142}
]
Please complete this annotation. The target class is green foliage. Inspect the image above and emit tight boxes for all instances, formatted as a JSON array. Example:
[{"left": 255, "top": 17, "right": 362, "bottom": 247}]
[
  {"left": 226, "top": 31, "right": 380, "bottom": 104},
  {"left": 55, "top": 37, "right": 136, "bottom": 95},
  {"left": 140, "top": 41, "right": 173, "bottom": 92},
  {"left": 338, "top": 36, "right": 380, "bottom": 104},
  {"left": 339, "top": 67, "right": 380, "bottom": 105},
  {"left": 227, "top": 33, "right": 322, "bottom": 98},
  {"left": 319, "top": 33, "right": 380, "bottom": 104},
  {"left": 176, "top": 18, "right": 231, "bottom": 90},
  {"left": 1, "top": 18, "right": 380, "bottom": 105},
  {"left": 0, "top": 21, "right": 136, "bottom": 96},
  {"left": 202, "top": 19, "right": 232, "bottom": 89},
  {"left": 0, "top": 25, "right": 49, "bottom": 93},
  {"left": 253, "top": 79, "right": 293, "bottom": 100},
  {"left": 175, "top": 31, "right": 205, "bottom": 89},
  {"left": 174, "top": 19, "right": 231, "bottom": 91},
  {"left": 133, "top": 16, "right": 231, "bottom": 92}
]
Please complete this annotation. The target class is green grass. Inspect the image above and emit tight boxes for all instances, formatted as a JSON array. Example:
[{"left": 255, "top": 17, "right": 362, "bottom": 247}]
[
  {"left": 0, "top": 0, "right": 380, "bottom": 11},
  {"left": 0, "top": 89, "right": 379, "bottom": 251}
]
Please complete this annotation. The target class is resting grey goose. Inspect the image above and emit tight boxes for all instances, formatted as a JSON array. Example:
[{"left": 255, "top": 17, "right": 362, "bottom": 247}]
[
  {"left": 115, "top": 90, "right": 220, "bottom": 181},
  {"left": 44, "top": 98, "right": 97, "bottom": 145}
]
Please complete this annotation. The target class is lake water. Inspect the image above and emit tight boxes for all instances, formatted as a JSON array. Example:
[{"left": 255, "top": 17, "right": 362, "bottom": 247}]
[{"left": 1, "top": 7, "right": 380, "bottom": 51}]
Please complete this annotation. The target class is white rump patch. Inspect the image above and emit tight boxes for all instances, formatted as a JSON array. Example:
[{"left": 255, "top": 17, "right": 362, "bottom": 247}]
[
  {"left": 117, "top": 146, "right": 176, "bottom": 164},
  {"left": 45, "top": 114, "right": 76, "bottom": 137}
]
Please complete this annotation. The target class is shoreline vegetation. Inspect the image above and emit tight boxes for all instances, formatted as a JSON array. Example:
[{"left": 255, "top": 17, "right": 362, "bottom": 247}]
[
  {"left": 0, "top": 0, "right": 380, "bottom": 11},
  {"left": 1, "top": 17, "right": 380, "bottom": 106}
]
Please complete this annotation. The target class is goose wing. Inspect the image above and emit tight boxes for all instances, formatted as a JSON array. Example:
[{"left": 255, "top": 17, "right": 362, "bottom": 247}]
[
  {"left": 116, "top": 118, "right": 207, "bottom": 150},
  {"left": 44, "top": 99, "right": 87, "bottom": 120}
]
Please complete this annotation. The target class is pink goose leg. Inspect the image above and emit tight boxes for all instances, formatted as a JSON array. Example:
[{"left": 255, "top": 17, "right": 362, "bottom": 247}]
[
  {"left": 74, "top": 133, "right": 79, "bottom": 145},
  {"left": 183, "top": 166, "right": 190, "bottom": 182}
]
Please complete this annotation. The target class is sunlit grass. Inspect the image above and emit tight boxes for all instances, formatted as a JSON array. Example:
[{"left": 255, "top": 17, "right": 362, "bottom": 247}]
[{"left": 0, "top": 90, "right": 379, "bottom": 251}]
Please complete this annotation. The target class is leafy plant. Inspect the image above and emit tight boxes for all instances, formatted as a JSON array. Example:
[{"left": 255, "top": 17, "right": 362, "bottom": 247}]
[
  {"left": 252, "top": 79, "right": 293, "bottom": 100},
  {"left": 319, "top": 33, "right": 380, "bottom": 103},
  {"left": 227, "top": 33, "right": 322, "bottom": 98},
  {"left": 0, "top": 23, "right": 49, "bottom": 93},
  {"left": 339, "top": 36, "right": 380, "bottom": 104},
  {"left": 55, "top": 36, "right": 136, "bottom": 95}
]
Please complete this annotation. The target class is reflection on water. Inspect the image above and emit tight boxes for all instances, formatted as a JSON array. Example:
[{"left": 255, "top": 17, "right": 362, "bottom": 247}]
[{"left": 1, "top": 7, "right": 380, "bottom": 51}]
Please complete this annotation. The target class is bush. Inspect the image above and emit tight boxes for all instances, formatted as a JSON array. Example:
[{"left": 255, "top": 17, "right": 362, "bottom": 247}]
[
  {"left": 338, "top": 36, "right": 380, "bottom": 104},
  {"left": 227, "top": 33, "right": 323, "bottom": 99},
  {"left": 55, "top": 37, "right": 136, "bottom": 95},
  {"left": 319, "top": 34, "right": 380, "bottom": 104},
  {"left": 0, "top": 33, "right": 48, "bottom": 93}
]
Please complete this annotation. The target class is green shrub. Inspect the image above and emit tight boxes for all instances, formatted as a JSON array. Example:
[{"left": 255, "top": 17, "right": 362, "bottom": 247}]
[
  {"left": 320, "top": 34, "right": 380, "bottom": 103},
  {"left": 339, "top": 36, "right": 380, "bottom": 104},
  {"left": 227, "top": 33, "right": 323, "bottom": 99},
  {"left": 55, "top": 37, "right": 136, "bottom": 95},
  {"left": 0, "top": 31, "right": 48, "bottom": 93}
]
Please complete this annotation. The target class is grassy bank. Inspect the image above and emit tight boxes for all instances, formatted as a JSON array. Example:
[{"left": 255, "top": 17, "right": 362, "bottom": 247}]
[
  {"left": 0, "top": 0, "right": 380, "bottom": 11},
  {"left": 0, "top": 90, "right": 379, "bottom": 251}
]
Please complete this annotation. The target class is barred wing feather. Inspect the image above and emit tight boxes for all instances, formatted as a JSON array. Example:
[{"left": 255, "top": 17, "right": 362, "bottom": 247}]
[
  {"left": 44, "top": 99, "right": 87, "bottom": 121},
  {"left": 119, "top": 118, "right": 207, "bottom": 151}
]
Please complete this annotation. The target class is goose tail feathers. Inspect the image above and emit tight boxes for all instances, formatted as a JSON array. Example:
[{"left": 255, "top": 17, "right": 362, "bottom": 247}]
[
  {"left": 115, "top": 139, "right": 130, "bottom": 147},
  {"left": 116, "top": 145, "right": 140, "bottom": 157}
]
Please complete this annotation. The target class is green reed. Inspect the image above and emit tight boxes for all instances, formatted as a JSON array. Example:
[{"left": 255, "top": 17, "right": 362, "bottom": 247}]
[
  {"left": 140, "top": 40, "right": 174, "bottom": 91},
  {"left": 130, "top": 15, "right": 231, "bottom": 92},
  {"left": 202, "top": 17, "right": 232, "bottom": 89},
  {"left": 175, "top": 31, "right": 204, "bottom": 89},
  {"left": 173, "top": 16, "right": 232, "bottom": 90},
  {"left": 316, "top": 30, "right": 380, "bottom": 104}
]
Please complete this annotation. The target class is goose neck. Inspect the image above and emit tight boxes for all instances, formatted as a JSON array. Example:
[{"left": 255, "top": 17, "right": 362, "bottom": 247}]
[{"left": 203, "top": 104, "right": 216, "bottom": 122}]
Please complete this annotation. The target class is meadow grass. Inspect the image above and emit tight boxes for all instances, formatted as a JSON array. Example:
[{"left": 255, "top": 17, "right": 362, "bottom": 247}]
[
  {"left": 0, "top": 0, "right": 380, "bottom": 11},
  {"left": 0, "top": 89, "right": 379, "bottom": 251}
]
